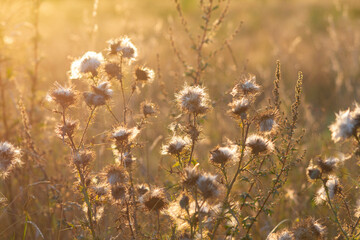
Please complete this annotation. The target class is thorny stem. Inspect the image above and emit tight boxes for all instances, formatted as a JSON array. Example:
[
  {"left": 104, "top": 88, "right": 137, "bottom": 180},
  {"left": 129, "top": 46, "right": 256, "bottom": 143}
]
[
  {"left": 194, "top": 0, "right": 213, "bottom": 84},
  {"left": 118, "top": 56, "right": 127, "bottom": 124},
  {"left": 125, "top": 200, "right": 135, "bottom": 239},
  {"left": 128, "top": 168, "right": 138, "bottom": 237},
  {"left": 240, "top": 156, "right": 266, "bottom": 210},
  {"left": 322, "top": 179, "right": 349, "bottom": 240},
  {"left": 210, "top": 122, "right": 250, "bottom": 239},
  {"left": 78, "top": 107, "right": 97, "bottom": 149},
  {"left": 188, "top": 113, "right": 197, "bottom": 166},
  {"left": 75, "top": 165, "right": 97, "bottom": 239},
  {"left": 351, "top": 216, "right": 360, "bottom": 236}
]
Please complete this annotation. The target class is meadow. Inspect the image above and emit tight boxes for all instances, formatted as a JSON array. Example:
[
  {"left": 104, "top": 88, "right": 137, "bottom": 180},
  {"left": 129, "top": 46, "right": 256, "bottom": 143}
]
[{"left": 0, "top": 0, "right": 359, "bottom": 239}]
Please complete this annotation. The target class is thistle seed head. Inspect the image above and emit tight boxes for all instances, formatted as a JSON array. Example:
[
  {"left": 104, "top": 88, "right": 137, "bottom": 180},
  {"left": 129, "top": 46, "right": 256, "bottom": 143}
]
[
  {"left": 196, "top": 173, "right": 219, "bottom": 199},
  {"left": 329, "top": 109, "right": 356, "bottom": 143},
  {"left": 135, "top": 66, "right": 155, "bottom": 83},
  {"left": 176, "top": 84, "right": 210, "bottom": 115},
  {"left": 245, "top": 134, "right": 274, "bottom": 155},
  {"left": 209, "top": 145, "right": 239, "bottom": 165},
  {"left": 0, "top": 142, "right": 22, "bottom": 178},
  {"left": 161, "top": 135, "right": 190, "bottom": 155},
  {"left": 104, "top": 165, "right": 128, "bottom": 186},
  {"left": 49, "top": 83, "right": 77, "bottom": 109},
  {"left": 141, "top": 188, "right": 168, "bottom": 212},
  {"left": 70, "top": 51, "right": 104, "bottom": 79}
]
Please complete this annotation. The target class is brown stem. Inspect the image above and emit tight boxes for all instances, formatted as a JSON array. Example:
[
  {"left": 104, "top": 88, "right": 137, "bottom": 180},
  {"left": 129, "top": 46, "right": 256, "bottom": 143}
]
[{"left": 78, "top": 107, "right": 97, "bottom": 149}]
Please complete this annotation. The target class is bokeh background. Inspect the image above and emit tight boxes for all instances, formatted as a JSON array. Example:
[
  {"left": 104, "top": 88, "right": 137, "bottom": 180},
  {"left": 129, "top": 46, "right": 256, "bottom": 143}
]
[{"left": 0, "top": 0, "right": 360, "bottom": 238}]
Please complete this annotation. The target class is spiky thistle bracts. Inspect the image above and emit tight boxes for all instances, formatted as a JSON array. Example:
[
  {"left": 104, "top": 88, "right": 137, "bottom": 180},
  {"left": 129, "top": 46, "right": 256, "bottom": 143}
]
[
  {"left": 0, "top": 142, "right": 22, "bottom": 178},
  {"left": 70, "top": 51, "right": 104, "bottom": 79}
]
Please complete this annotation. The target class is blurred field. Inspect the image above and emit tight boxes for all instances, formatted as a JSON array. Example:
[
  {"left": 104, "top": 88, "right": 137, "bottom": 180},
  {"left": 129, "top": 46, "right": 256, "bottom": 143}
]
[{"left": 0, "top": 0, "right": 360, "bottom": 239}]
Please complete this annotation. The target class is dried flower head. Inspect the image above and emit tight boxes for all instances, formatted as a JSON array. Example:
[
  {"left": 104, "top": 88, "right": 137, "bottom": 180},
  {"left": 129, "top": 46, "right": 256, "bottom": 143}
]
[
  {"left": 0, "top": 142, "right": 22, "bottom": 178},
  {"left": 161, "top": 135, "right": 190, "bottom": 155},
  {"left": 316, "top": 156, "right": 343, "bottom": 174},
  {"left": 83, "top": 92, "right": 106, "bottom": 107},
  {"left": 315, "top": 175, "right": 340, "bottom": 204},
  {"left": 70, "top": 51, "right": 104, "bottom": 79},
  {"left": 182, "top": 167, "right": 200, "bottom": 188},
  {"left": 137, "top": 184, "right": 149, "bottom": 196},
  {"left": 258, "top": 109, "right": 278, "bottom": 133},
  {"left": 141, "top": 101, "right": 157, "bottom": 117},
  {"left": 209, "top": 145, "right": 239, "bottom": 165},
  {"left": 246, "top": 134, "right": 274, "bottom": 155},
  {"left": 135, "top": 66, "right": 155, "bottom": 83},
  {"left": 110, "top": 184, "right": 127, "bottom": 201},
  {"left": 229, "top": 97, "right": 250, "bottom": 119},
  {"left": 73, "top": 150, "right": 93, "bottom": 167},
  {"left": 196, "top": 173, "right": 219, "bottom": 199},
  {"left": 49, "top": 83, "right": 77, "bottom": 108},
  {"left": 292, "top": 218, "right": 326, "bottom": 240},
  {"left": 107, "top": 36, "right": 137, "bottom": 60},
  {"left": 267, "top": 230, "right": 294, "bottom": 240},
  {"left": 231, "top": 74, "right": 260, "bottom": 97},
  {"left": 104, "top": 62, "right": 121, "bottom": 79},
  {"left": 141, "top": 188, "right": 168, "bottom": 211},
  {"left": 176, "top": 84, "right": 210, "bottom": 114},
  {"left": 112, "top": 126, "right": 140, "bottom": 145},
  {"left": 55, "top": 119, "right": 78, "bottom": 139},
  {"left": 329, "top": 109, "right": 356, "bottom": 143},
  {"left": 179, "top": 194, "right": 190, "bottom": 209},
  {"left": 91, "top": 81, "right": 113, "bottom": 100},
  {"left": 104, "top": 165, "right": 128, "bottom": 186},
  {"left": 306, "top": 164, "right": 321, "bottom": 180},
  {"left": 121, "top": 152, "right": 136, "bottom": 168},
  {"left": 90, "top": 182, "right": 108, "bottom": 197}
]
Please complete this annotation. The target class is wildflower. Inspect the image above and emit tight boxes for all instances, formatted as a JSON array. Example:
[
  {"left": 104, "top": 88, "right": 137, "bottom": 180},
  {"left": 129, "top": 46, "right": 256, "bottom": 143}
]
[
  {"left": 231, "top": 74, "right": 260, "bottom": 97},
  {"left": 135, "top": 66, "right": 155, "bottom": 83},
  {"left": 258, "top": 109, "right": 278, "bottom": 133},
  {"left": 329, "top": 109, "right": 356, "bottom": 143},
  {"left": 112, "top": 126, "right": 140, "bottom": 144},
  {"left": 49, "top": 83, "right": 77, "bottom": 108},
  {"left": 196, "top": 173, "right": 219, "bottom": 199},
  {"left": 182, "top": 167, "right": 200, "bottom": 188},
  {"left": 104, "top": 62, "right": 121, "bottom": 79},
  {"left": 73, "top": 150, "right": 93, "bottom": 167},
  {"left": 0, "top": 142, "right": 22, "bottom": 178},
  {"left": 161, "top": 135, "right": 190, "bottom": 155},
  {"left": 104, "top": 165, "right": 128, "bottom": 186},
  {"left": 55, "top": 119, "right": 78, "bottom": 139},
  {"left": 229, "top": 98, "right": 249, "bottom": 119},
  {"left": 70, "top": 51, "right": 104, "bottom": 79},
  {"left": 209, "top": 145, "right": 238, "bottom": 165},
  {"left": 315, "top": 175, "right": 340, "bottom": 204},
  {"left": 107, "top": 36, "right": 137, "bottom": 60},
  {"left": 141, "top": 188, "right": 168, "bottom": 211},
  {"left": 141, "top": 101, "right": 157, "bottom": 117},
  {"left": 176, "top": 84, "right": 210, "bottom": 115},
  {"left": 91, "top": 81, "right": 113, "bottom": 100},
  {"left": 246, "top": 134, "right": 274, "bottom": 155}
]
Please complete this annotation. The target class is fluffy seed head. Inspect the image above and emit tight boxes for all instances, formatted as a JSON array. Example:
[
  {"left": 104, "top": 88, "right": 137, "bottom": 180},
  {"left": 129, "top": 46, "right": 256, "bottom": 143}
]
[
  {"left": 112, "top": 126, "right": 140, "bottom": 144},
  {"left": 329, "top": 109, "right": 356, "bottom": 143},
  {"left": 196, "top": 173, "right": 219, "bottom": 199},
  {"left": 258, "top": 110, "right": 278, "bottom": 133},
  {"left": 231, "top": 74, "right": 260, "bottom": 97},
  {"left": 83, "top": 92, "right": 106, "bottom": 106},
  {"left": 315, "top": 175, "right": 340, "bottom": 204},
  {"left": 246, "top": 135, "right": 274, "bottom": 155},
  {"left": 104, "top": 62, "right": 121, "bottom": 79},
  {"left": 135, "top": 66, "right": 155, "bottom": 83},
  {"left": 351, "top": 103, "right": 360, "bottom": 130},
  {"left": 55, "top": 119, "right": 78, "bottom": 139},
  {"left": 110, "top": 184, "right": 127, "bottom": 201},
  {"left": 161, "top": 135, "right": 190, "bottom": 155},
  {"left": 292, "top": 218, "right": 326, "bottom": 240},
  {"left": 105, "top": 165, "right": 128, "bottom": 186},
  {"left": 73, "top": 150, "right": 93, "bottom": 167},
  {"left": 0, "top": 142, "right": 22, "bottom": 178},
  {"left": 107, "top": 36, "right": 137, "bottom": 60},
  {"left": 49, "top": 83, "right": 77, "bottom": 108},
  {"left": 91, "top": 81, "right": 113, "bottom": 100},
  {"left": 141, "top": 101, "right": 157, "bottom": 117},
  {"left": 70, "top": 51, "right": 104, "bottom": 79},
  {"left": 229, "top": 98, "right": 250, "bottom": 119},
  {"left": 141, "top": 188, "right": 168, "bottom": 211},
  {"left": 209, "top": 145, "right": 239, "bottom": 165},
  {"left": 317, "top": 156, "right": 343, "bottom": 174},
  {"left": 182, "top": 167, "right": 200, "bottom": 188},
  {"left": 267, "top": 230, "right": 294, "bottom": 240},
  {"left": 176, "top": 85, "right": 210, "bottom": 114}
]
